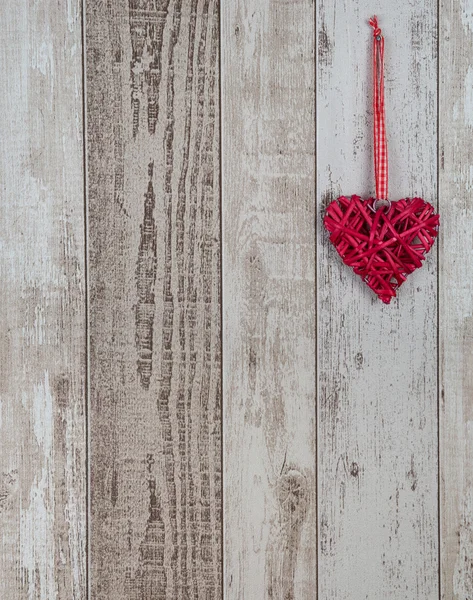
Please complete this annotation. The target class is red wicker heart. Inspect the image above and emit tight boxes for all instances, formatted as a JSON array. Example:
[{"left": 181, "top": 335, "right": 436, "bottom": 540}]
[{"left": 324, "top": 195, "right": 439, "bottom": 304}]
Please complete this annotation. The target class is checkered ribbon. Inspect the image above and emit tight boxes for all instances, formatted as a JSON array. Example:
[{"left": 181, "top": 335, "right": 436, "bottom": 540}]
[{"left": 369, "top": 16, "right": 388, "bottom": 201}]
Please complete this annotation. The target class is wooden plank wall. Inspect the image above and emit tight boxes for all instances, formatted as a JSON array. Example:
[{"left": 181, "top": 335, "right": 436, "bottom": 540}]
[
  {"left": 439, "top": 1, "right": 473, "bottom": 599},
  {"left": 0, "top": 1, "right": 86, "bottom": 599},
  {"left": 222, "top": 0, "right": 316, "bottom": 598},
  {"left": 2, "top": 0, "right": 473, "bottom": 599},
  {"left": 86, "top": 0, "right": 221, "bottom": 598},
  {"left": 316, "top": 2, "right": 439, "bottom": 599}
]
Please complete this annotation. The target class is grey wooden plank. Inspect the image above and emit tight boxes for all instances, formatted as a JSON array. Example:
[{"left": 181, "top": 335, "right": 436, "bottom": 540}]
[
  {"left": 86, "top": 0, "right": 222, "bottom": 597},
  {"left": 316, "top": 2, "right": 439, "bottom": 598},
  {"left": 222, "top": 1, "right": 317, "bottom": 598},
  {"left": 0, "top": 1, "right": 86, "bottom": 598},
  {"left": 439, "top": 0, "right": 473, "bottom": 597}
]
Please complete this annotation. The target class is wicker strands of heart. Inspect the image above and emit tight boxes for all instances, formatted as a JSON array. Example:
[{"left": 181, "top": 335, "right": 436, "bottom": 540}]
[{"left": 324, "top": 195, "right": 439, "bottom": 304}]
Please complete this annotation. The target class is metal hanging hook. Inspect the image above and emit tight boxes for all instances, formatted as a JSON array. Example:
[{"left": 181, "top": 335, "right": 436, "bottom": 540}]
[{"left": 369, "top": 198, "right": 392, "bottom": 213}]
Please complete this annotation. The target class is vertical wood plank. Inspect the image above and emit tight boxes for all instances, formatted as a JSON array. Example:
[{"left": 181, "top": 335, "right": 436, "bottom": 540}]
[
  {"left": 439, "top": 1, "right": 473, "bottom": 597},
  {"left": 86, "top": 0, "right": 221, "bottom": 598},
  {"left": 222, "top": 1, "right": 316, "bottom": 598},
  {"left": 317, "top": 2, "right": 439, "bottom": 598},
  {"left": 0, "top": 1, "right": 86, "bottom": 599}
]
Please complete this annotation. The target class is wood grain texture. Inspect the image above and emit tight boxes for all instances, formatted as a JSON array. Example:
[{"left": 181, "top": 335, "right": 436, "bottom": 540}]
[
  {"left": 316, "top": 2, "right": 439, "bottom": 599},
  {"left": 86, "top": 0, "right": 221, "bottom": 598},
  {"left": 0, "top": 1, "right": 86, "bottom": 599},
  {"left": 439, "top": 1, "right": 473, "bottom": 597},
  {"left": 222, "top": 1, "right": 316, "bottom": 598}
]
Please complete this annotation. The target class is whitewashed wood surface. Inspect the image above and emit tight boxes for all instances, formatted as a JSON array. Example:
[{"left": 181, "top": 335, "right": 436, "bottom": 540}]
[
  {"left": 440, "top": 1, "right": 473, "bottom": 599},
  {"left": 317, "top": 1, "right": 439, "bottom": 599},
  {"left": 0, "top": 0, "right": 472, "bottom": 598},
  {"left": 222, "top": 0, "right": 316, "bottom": 598},
  {"left": 0, "top": 1, "right": 86, "bottom": 599}
]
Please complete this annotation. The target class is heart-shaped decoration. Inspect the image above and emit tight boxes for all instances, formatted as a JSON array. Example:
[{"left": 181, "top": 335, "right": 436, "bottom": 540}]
[{"left": 324, "top": 195, "right": 439, "bottom": 304}]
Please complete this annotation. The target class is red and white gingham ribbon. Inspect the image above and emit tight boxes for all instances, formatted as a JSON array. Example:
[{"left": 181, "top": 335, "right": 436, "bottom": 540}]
[{"left": 369, "top": 16, "right": 388, "bottom": 200}]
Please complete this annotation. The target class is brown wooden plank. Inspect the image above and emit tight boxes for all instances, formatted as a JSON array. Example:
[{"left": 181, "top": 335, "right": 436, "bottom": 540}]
[
  {"left": 86, "top": 0, "right": 221, "bottom": 597},
  {"left": 439, "top": 1, "right": 473, "bottom": 597},
  {"left": 0, "top": 1, "right": 86, "bottom": 598},
  {"left": 222, "top": 0, "right": 317, "bottom": 597}
]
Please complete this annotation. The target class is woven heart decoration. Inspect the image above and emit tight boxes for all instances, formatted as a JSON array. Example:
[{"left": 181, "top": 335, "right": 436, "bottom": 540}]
[
  {"left": 324, "top": 195, "right": 439, "bottom": 304},
  {"left": 325, "top": 17, "right": 440, "bottom": 303}
]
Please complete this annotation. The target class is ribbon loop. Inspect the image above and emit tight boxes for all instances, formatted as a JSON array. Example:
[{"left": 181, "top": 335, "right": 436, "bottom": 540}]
[
  {"left": 369, "top": 16, "right": 381, "bottom": 38},
  {"left": 369, "top": 15, "right": 388, "bottom": 201}
]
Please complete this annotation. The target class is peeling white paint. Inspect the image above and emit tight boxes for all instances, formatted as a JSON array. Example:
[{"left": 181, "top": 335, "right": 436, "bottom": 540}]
[
  {"left": 0, "top": 0, "right": 85, "bottom": 597},
  {"left": 67, "top": 0, "right": 77, "bottom": 33},
  {"left": 460, "top": 0, "right": 473, "bottom": 33},
  {"left": 31, "top": 39, "right": 55, "bottom": 78},
  {"left": 464, "top": 66, "right": 473, "bottom": 129},
  {"left": 20, "top": 372, "right": 57, "bottom": 600},
  {"left": 64, "top": 401, "right": 86, "bottom": 599},
  {"left": 454, "top": 488, "right": 473, "bottom": 599}
]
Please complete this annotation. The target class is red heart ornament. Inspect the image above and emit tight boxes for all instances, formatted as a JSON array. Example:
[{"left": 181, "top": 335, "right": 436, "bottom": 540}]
[{"left": 324, "top": 195, "right": 439, "bottom": 304}]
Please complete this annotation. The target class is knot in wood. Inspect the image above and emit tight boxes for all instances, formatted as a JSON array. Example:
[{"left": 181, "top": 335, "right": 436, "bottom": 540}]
[{"left": 277, "top": 468, "right": 308, "bottom": 523}]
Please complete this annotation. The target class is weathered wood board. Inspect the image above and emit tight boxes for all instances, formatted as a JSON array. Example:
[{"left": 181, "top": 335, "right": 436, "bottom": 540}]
[
  {"left": 439, "top": 1, "right": 473, "bottom": 598},
  {"left": 86, "top": 0, "right": 222, "bottom": 598},
  {"left": 222, "top": 1, "right": 317, "bottom": 598},
  {"left": 0, "top": 1, "right": 86, "bottom": 599},
  {"left": 316, "top": 1, "right": 439, "bottom": 598},
  {"left": 5, "top": 0, "right": 473, "bottom": 598}
]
